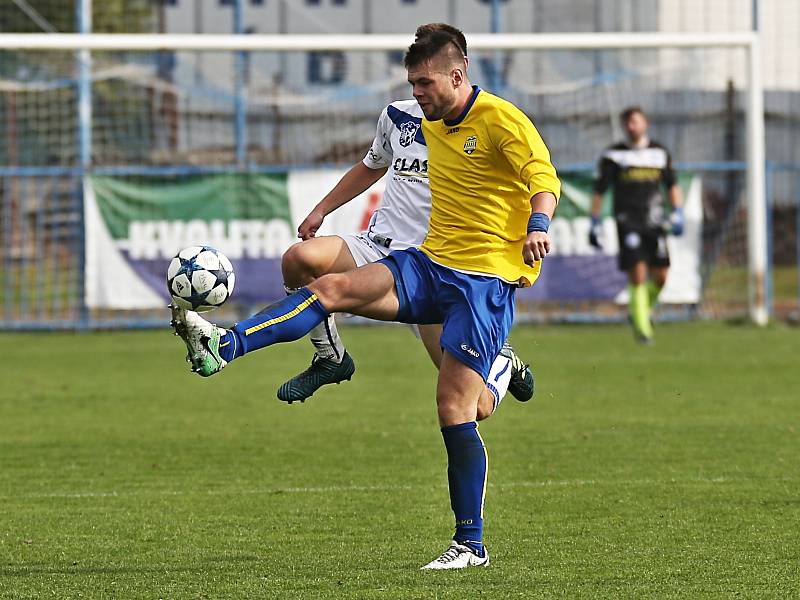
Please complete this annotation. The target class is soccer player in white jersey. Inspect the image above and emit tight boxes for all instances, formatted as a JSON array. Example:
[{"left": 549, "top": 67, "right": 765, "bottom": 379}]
[{"left": 277, "top": 96, "right": 533, "bottom": 415}]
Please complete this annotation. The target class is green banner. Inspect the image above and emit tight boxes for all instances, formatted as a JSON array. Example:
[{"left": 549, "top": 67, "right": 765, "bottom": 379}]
[{"left": 91, "top": 173, "right": 291, "bottom": 240}]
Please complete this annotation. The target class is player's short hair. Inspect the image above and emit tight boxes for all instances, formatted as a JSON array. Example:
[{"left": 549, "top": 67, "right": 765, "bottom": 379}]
[
  {"left": 620, "top": 106, "right": 647, "bottom": 122},
  {"left": 404, "top": 27, "right": 467, "bottom": 69},
  {"left": 414, "top": 23, "right": 467, "bottom": 57}
]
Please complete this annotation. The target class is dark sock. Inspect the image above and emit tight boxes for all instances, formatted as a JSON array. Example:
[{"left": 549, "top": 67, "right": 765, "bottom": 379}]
[
  {"left": 441, "top": 421, "right": 487, "bottom": 555},
  {"left": 218, "top": 288, "right": 328, "bottom": 363}
]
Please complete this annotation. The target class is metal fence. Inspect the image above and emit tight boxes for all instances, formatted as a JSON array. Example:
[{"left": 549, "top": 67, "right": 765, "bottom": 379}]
[
  {"left": 766, "top": 163, "right": 800, "bottom": 321},
  {"left": 2, "top": 160, "right": 797, "bottom": 330},
  {"left": 1, "top": 2, "right": 799, "bottom": 328},
  {"left": 1, "top": 169, "right": 86, "bottom": 329}
]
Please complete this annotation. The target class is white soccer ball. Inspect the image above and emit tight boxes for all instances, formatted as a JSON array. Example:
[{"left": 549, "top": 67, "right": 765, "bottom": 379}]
[{"left": 166, "top": 246, "right": 235, "bottom": 312}]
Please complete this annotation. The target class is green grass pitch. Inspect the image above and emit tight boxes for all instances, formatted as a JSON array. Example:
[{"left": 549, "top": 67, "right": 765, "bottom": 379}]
[{"left": 1, "top": 322, "right": 798, "bottom": 599}]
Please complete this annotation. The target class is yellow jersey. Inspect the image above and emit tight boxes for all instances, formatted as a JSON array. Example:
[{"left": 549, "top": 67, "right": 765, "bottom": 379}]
[{"left": 420, "top": 86, "right": 560, "bottom": 286}]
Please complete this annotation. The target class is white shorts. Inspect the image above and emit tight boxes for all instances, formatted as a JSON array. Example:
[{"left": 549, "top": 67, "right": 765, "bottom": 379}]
[
  {"left": 340, "top": 233, "right": 392, "bottom": 267},
  {"left": 339, "top": 233, "right": 422, "bottom": 339}
]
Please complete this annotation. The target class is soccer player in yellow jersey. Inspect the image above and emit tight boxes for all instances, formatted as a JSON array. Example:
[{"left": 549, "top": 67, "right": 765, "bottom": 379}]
[{"left": 170, "top": 24, "right": 560, "bottom": 570}]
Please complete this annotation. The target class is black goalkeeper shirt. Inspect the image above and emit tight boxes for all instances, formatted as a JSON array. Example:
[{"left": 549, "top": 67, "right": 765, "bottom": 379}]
[{"left": 593, "top": 140, "right": 677, "bottom": 230}]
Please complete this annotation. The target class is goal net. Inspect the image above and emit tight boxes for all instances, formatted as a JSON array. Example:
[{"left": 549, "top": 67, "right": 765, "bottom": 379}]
[{"left": 0, "top": 34, "right": 768, "bottom": 328}]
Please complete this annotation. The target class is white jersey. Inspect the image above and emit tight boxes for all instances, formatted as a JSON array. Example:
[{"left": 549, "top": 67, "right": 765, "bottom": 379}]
[{"left": 361, "top": 99, "right": 430, "bottom": 250}]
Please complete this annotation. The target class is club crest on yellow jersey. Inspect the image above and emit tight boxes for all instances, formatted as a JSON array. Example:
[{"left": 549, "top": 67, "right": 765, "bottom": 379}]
[{"left": 463, "top": 135, "right": 477, "bottom": 155}]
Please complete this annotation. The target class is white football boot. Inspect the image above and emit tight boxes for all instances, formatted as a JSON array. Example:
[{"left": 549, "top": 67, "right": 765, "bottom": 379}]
[
  {"left": 420, "top": 540, "right": 490, "bottom": 570},
  {"left": 169, "top": 304, "right": 228, "bottom": 377}
]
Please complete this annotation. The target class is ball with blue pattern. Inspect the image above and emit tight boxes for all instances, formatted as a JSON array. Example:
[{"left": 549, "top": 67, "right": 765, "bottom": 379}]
[{"left": 166, "top": 246, "right": 235, "bottom": 312}]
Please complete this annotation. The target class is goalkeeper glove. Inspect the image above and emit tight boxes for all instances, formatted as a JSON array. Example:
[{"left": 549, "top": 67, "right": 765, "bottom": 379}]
[
  {"left": 669, "top": 207, "right": 684, "bottom": 236},
  {"left": 588, "top": 216, "right": 602, "bottom": 249}
]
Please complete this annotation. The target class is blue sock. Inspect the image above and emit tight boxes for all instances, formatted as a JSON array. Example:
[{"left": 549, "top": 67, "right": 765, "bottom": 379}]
[
  {"left": 218, "top": 287, "right": 329, "bottom": 363},
  {"left": 441, "top": 421, "right": 487, "bottom": 556}
]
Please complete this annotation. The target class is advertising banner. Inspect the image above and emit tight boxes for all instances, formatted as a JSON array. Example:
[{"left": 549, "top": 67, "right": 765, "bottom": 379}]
[
  {"left": 521, "top": 171, "right": 702, "bottom": 304},
  {"left": 84, "top": 170, "right": 700, "bottom": 309}
]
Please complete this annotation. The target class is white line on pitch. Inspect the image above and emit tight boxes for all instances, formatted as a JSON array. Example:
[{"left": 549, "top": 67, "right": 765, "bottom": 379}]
[{"left": 1, "top": 476, "right": 762, "bottom": 501}]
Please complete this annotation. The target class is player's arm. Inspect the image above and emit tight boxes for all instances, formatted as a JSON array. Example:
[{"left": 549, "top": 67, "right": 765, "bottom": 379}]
[
  {"left": 590, "top": 157, "right": 612, "bottom": 218},
  {"left": 590, "top": 192, "right": 604, "bottom": 220},
  {"left": 490, "top": 108, "right": 561, "bottom": 265},
  {"left": 493, "top": 114, "right": 561, "bottom": 209},
  {"left": 668, "top": 184, "right": 683, "bottom": 210},
  {"left": 589, "top": 191, "right": 604, "bottom": 248},
  {"left": 297, "top": 163, "right": 387, "bottom": 240},
  {"left": 663, "top": 150, "right": 684, "bottom": 235},
  {"left": 298, "top": 108, "right": 393, "bottom": 240},
  {"left": 524, "top": 191, "right": 558, "bottom": 264},
  {"left": 589, "top": 154, "right": 614, "bottom": 249}
]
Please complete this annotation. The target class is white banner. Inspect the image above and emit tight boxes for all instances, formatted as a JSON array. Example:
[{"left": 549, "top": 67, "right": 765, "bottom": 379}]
[{"left": 85, "top": 169, "right": 702, "bottom": 308}]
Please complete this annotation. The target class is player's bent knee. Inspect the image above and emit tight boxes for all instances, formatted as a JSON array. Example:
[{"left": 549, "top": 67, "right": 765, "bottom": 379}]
[
  {"left": 282, "top": 242, "right": 325, "bottom": 286},
  {"left": 281, "top": 243, "right": 307, "bottom": 282},
  {"left": 309, "top": 272, "right": 349, "bottom": 311},
  {"left": 475, "top": 387, "right": 495, "bottom": 421},
  {"left": 436, "top": 394, "right": 478, "bottom": 427}
]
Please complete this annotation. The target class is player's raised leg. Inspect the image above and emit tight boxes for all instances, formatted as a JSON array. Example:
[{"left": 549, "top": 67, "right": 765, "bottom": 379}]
[
  {"left": 278, "top": 236, "right": 358, "bottom": 402},
  {"left": 171, "top": 262, "right": 399, "bottom": 377},
  {"left": 498, "top": 342, "right": 535, "bottom": 403}
]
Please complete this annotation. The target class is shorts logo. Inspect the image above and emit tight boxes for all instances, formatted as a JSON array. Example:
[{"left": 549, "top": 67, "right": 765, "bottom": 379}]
[
  {"left": 625, "top": 231, "right": 641, "bottom": 249},
  {"left": 657, "top": 236, "right": 668, "bottom": 257},
  {"left": 460, "top": 343, "right": 480, "bottom": 358},
  {"left": 463, "top": 135, "right": 477, "bottom": 155},
  {"left": 399, "top": 121, "right": 419, "bottom": 147}
]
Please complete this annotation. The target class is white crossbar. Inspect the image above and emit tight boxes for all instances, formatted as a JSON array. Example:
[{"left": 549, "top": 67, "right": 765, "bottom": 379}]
[{"left": 0, "top": 31, "right": 755, "bottom": 51}]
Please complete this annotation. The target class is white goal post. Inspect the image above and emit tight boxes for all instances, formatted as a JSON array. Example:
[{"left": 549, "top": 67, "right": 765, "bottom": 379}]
[{"left": 0, "top": 31, "right": 768, "bottom": 325}]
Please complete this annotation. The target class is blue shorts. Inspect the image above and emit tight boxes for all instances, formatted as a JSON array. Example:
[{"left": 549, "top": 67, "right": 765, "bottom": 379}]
[{"left": 378, "top": 247, "right": 516, "bottom": 381}]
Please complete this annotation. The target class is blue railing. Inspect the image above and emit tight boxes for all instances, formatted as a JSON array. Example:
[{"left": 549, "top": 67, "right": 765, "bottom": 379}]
[{"left": 0, "top": 160, "right": 797, "bottom": 330}]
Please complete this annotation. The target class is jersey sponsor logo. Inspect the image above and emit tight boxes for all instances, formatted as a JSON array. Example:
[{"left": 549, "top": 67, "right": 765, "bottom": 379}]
[
  {"left": 656, "top": 236, "right": 668, "bottom": 258},
  {"left": 460, "top": 343, "right": 480, "bottom": 358},
  {"left": 447, "top": 127, "right": 460, "bottom": 135},
  {"left": 399, "top": 121, "right": 420, "bottom": 148},
  {"left": 367, "top": 148, "right": 382, "bottom": 163},
  {"left": 620, "top": 167, "right": 662, "bottom": 182},
  {"left": 463, "top": 135, "right": 478, "bottom": 155},
  {"left": 392, "top": 157, "right": 428, "bottom": 174}
]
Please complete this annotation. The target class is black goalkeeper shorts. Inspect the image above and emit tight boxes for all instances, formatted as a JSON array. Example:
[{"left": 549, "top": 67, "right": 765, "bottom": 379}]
[{"left": 616, "top": 225, "right": 671, "bottom": 271}]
